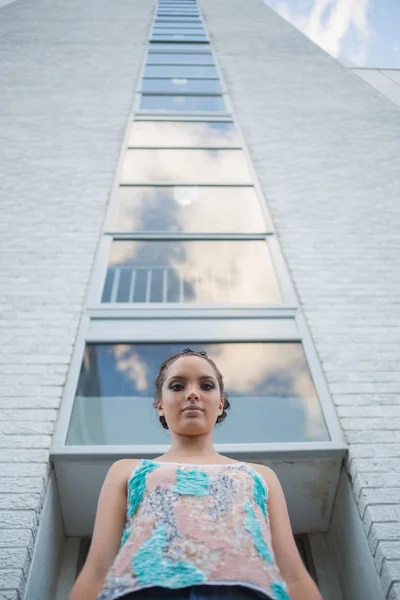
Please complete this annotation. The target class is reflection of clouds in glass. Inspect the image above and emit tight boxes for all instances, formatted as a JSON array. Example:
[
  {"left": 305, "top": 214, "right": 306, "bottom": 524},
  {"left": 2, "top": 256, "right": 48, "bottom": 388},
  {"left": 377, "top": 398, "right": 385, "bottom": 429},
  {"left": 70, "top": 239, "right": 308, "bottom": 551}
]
[
  {"left": 209, "top": 343, "right": 325, "bottom": 440},
  {"left": 113, "top": 187, "right": 266, "bottom": 234},
  {"left": 113, "top": 345, "right": 148, "bottom": 391},
  {"left": 108, "top": 241, "right": 139, "bottom": 267},
  {"left": 208, "top": 343, "right": 316, "bottom": 397},
  {"left": 173, "top": 187, "right": 265, "bottom": 233},
  {"left": 74, "top": 343, "right": 329, "bottom": 442},
  {"left": 290, "top": 396, "right": 327, "bottom": 439},
  {"left": 121, "top": 149, "right": 252, "bottom": 184},
  {"left": 266, "top": 0, "right": 370, "bottom": 65},
  {"left": 128, "top": 121, "right": 238, "bottom": 147},
  {"left": 169, "top": 240, "right": 281, "bottom": 303},
  {"left": 107, "top": 240, "right": 281, "bottom": 304}
]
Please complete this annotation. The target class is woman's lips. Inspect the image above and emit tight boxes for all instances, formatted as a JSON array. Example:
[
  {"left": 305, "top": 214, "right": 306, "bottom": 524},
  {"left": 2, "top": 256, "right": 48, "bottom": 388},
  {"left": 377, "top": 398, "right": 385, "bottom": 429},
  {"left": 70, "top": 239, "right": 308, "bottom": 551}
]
[{"left": 182, "top": 405, "right": 203, "bottom": 413}]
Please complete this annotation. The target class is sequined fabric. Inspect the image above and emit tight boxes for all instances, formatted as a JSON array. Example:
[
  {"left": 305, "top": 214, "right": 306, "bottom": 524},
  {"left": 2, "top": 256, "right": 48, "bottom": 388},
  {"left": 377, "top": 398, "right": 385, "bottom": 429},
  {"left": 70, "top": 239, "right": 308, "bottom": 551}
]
[{"left": 98, "top": 460, "right": 290, "bottom": 600}]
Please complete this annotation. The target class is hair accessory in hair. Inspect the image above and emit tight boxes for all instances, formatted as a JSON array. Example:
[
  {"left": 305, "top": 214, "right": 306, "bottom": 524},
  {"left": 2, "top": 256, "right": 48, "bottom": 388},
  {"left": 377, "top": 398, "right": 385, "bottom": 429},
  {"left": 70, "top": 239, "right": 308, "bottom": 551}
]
[{"left": 183, "top": 348, "right": 207, "bottom": 357}]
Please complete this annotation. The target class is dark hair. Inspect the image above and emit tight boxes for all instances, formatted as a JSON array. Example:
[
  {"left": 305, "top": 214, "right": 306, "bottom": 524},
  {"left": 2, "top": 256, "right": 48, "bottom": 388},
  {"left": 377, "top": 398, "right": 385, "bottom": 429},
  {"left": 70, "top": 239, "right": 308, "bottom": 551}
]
[{"left": 154, "top": 348, "right": 230, "bottom": 430}]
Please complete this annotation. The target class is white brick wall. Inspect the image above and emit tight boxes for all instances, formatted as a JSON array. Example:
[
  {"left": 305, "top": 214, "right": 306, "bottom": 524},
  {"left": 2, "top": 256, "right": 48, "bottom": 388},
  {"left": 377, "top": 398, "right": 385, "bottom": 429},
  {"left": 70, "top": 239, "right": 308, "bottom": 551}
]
[
  {"left": 200, "top": 0, "right": 400, "bottom": 597},
  {"left": 0, "top": 0, "right": 153, "bottom": 596}
]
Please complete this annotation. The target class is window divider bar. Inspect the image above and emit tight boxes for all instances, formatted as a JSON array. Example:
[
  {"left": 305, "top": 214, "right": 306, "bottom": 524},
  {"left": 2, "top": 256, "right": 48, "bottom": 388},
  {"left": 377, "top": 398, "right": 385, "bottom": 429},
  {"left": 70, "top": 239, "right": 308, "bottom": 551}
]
[
  {"left": 145, "top": 270, "right": 153, "bottom": 302},
  {"left": 141, "top": 76, "right": 219, "bottom": 80},
  {"left": 118, "top": 182, "right": 255, "bottom": 187},
  {"left": 133, "top": 115, "right": 232, "bottom": 121},
  {"left": 128, "top": 270, "right": 137, "bottom": 302},
  {"left": 110, "top": 268, "right": 121, "bottom": 303},
  {"left": 139, "top": 92, "right": 225, "bottom": 97},
  {"left": 162, "top": 269, "right": 168, "bottom": 303},
  {"left": 103, "top": 233, "right": 272, "bottom": 240},
  {"left": 144, "top": 63, "right": 214, "bottom": 66},
  {"left": 126, "top": 145, "right": 243, "bottom": 150},
  {"left": 86, "top": 306, "right": 300, "bottom": 321}
]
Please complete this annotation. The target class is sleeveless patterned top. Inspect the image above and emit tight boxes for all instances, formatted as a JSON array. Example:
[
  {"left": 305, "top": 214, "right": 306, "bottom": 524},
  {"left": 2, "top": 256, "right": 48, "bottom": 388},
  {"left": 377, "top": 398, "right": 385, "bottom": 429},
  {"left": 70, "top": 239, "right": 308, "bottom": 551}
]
[{"left": 98, "top": 460, "right": 291, "bottom": 600}]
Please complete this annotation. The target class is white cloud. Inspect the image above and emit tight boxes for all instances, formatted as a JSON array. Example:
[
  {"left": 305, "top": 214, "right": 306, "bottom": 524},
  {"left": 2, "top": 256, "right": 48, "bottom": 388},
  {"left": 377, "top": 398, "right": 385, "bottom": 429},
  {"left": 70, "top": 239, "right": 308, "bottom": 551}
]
[{"left": 266, "top": 0, "right": 370, "bottom": 65}]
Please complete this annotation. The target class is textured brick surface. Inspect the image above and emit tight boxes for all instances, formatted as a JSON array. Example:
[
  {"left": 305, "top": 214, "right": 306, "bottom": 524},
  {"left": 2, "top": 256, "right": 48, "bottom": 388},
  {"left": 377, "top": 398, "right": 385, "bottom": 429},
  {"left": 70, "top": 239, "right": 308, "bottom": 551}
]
[
  {"left": 0, "top": 0, "right": 153, "bottom": 596},
  {"left": 200, "top": 0, "right": 400, "bottom": 597}
]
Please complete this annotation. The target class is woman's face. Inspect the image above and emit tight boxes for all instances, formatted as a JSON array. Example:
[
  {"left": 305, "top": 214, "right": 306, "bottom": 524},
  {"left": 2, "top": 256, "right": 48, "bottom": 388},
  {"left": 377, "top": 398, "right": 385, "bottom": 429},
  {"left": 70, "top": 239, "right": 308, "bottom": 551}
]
[{"left": 158, "top": 355, "right": 224, "bottom": 436}]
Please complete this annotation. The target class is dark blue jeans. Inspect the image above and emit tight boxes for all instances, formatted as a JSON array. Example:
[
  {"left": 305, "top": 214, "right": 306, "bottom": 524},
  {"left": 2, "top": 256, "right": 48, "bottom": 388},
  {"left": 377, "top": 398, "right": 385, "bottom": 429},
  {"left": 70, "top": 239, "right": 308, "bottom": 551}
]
[{"left": 122, "top": 585, "right": 271, "bottom": 600}]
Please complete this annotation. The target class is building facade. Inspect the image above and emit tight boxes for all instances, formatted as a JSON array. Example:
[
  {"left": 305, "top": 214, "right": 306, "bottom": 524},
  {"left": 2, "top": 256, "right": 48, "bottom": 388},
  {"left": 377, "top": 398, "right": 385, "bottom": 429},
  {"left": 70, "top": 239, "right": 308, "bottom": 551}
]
[{"left": 1, "top": 0, "right": 400, "bottom": 599}]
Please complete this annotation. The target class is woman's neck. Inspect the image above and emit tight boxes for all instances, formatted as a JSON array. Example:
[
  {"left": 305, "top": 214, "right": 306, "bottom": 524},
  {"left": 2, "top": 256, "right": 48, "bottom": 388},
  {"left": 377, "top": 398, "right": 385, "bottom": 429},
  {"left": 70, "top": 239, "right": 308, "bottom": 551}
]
[{"left": 162, "top": 433, "right": 220, "bottom": 462}]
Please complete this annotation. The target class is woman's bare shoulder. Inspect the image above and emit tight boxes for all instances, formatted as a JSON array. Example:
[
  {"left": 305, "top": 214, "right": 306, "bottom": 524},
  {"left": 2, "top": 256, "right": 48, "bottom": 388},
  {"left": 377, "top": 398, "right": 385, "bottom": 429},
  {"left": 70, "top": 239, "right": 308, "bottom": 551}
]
[
  {"left": 106, "top": 458, "right": 141, "bottom": 487},
  {"left": 247, "top": 462, "right": 279, "bottom": 486}
]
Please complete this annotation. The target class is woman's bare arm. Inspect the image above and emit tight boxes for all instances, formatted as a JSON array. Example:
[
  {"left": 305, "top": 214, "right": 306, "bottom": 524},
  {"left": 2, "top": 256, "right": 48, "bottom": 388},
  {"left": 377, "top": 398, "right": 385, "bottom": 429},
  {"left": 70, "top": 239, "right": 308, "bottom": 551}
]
[
  {"left": 69, "top": 459, "right": 136, "bottom": 600},
  {"left": 254, "top": 465, "right": 323, "bottom": 600}
]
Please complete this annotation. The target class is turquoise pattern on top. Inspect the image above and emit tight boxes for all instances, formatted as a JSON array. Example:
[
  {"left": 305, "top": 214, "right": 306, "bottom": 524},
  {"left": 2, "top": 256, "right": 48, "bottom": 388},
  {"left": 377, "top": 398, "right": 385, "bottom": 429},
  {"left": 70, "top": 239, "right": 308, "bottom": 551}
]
[
  {"left": 127, "top": 459, "right": 160, "bottom": 519},
  {"left": 133, "top": 524, "right": 206, "bottom": 588},
  {"left": 120, "top": 525, "right": 132, "bottom": 549},
  {"left": 251, "top": 469, "right": 268, "bottom": 519},
  {"left": 271, "top": 581, "right": 291, "bottom": 600},
  {"left": 243, "top": 501, "right": 273, "bottom": 563},
  {"left": 175, "top": 467, "right": 210, "bottom": 496}
]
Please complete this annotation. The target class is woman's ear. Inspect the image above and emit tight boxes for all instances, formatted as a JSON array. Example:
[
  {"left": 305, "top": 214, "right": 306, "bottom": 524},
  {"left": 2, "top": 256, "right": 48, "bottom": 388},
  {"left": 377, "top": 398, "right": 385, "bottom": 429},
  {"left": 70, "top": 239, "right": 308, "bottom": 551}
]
[
  {"left": 157, "top": 399, "right": 164, "bottom": 417},
  {"left": 218, "top": 397, "right": 224, "bottom": 416}
]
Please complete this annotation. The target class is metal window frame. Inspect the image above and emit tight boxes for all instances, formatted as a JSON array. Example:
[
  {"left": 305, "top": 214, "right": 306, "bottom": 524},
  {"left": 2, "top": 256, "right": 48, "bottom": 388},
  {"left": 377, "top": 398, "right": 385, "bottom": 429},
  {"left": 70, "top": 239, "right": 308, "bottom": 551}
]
[
  {"left": 149, "top": 43, "right": 212, "bottom": 52},
  {"left": 50, "top": 311, "right": 345, "bottom": 459},
  {"left": 86, "top": 233, "right": 298, "bottom": 309},
  {"left": 146, "top": 54, "right": 215, "bottom": 64},
  {"left": 152, "top": 23, "right": 205, "bottom": 29},
  {"left": 139, "top": 79, "right": 223, "bottom": 94},
  {"left": 101, "top": 113, "right": 274, "bottom": 234},
  {"left": 138, "top": 93, "right": 228, "bottom": 113},
  {"left": 151, "top": 21, "right": 203, "bottom": 27},
  {"left": 50, "top": 0, "right": 347, "bottom": 463}
]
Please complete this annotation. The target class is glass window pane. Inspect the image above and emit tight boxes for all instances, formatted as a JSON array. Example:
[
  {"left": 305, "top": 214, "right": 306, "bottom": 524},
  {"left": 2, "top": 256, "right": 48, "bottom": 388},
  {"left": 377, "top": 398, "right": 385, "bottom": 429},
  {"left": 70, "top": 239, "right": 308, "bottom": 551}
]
[
  {"left": 102, "top": 240, "right": 281, "bottom": 304},
  {"left": 157, "top": 9, "right": 199, "bottom": 13},
  {"left": 128, "top": 121, "right": 238, "bottom": 147},
  {"left": 67, "top": 342, "right": 329, "bottom": 445},
  {"left": 144, "top": 65, "right": 217, "bottom": 77},
  {"left": 112, "top": 186, "right": 267, "bottom": 233},
  {"left": 121, "top": 149, "right": 252, "bottom": 183},
  {"left": 141, "top": 79, "right": 222, "bottom": 93},
  {"left": 140, "top": 94, "right": 226, "bottom": 112},
  {"left": 154, "top": 20, "right": 202, "bottom": 25},
  {"left": 156, "top": 14, "right": 201, "bottom": 19},
  {"left": 149, "top": 44, "right": 210, "bottom": 52},
  {"left": 147, "top": 54, "right": 214, "bottom": 64},
  {"left": 153, "top": 29, "right": 205, "bottom": 35},
  {"left": 151, "top": 35, "right": 207, "bottom": 42},
  {"left": 153, "top": 23, "right": 205, "bottom": 29},
  {"left": 155, "top": 16, "right": 202, "bottom": 21}
]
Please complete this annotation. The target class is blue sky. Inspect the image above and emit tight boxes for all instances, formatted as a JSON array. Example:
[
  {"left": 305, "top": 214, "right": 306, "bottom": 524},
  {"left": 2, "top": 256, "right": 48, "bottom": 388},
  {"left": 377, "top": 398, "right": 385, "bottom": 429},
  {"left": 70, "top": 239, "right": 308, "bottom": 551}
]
[{"left": 264, "top": 0, "right": 400, "bottom": 68}]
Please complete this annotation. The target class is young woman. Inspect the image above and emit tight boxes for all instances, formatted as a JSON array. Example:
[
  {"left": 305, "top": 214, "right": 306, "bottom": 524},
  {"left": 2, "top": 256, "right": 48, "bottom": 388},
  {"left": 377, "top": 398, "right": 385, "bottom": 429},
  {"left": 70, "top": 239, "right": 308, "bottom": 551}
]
[{"left": 69, "top": 349, "right": 323, "bottom": 600}]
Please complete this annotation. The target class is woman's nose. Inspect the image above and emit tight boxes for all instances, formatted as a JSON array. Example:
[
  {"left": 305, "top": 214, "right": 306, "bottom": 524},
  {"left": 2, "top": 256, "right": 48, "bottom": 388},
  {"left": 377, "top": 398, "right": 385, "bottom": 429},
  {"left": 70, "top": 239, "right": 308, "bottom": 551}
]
[{"left": 186, "top": 389, "right": 200, "bottom": 400}]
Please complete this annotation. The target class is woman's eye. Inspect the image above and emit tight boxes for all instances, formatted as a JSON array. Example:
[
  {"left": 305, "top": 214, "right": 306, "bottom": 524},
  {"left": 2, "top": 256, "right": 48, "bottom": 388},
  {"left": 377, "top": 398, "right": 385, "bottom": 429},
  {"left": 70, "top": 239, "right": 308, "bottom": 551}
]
[
  {"left": 202, "top": 383, "right": 214, "bottom": 390},
  {"left": 170, "top": 383, "right": 183, "bottom": 391}
]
